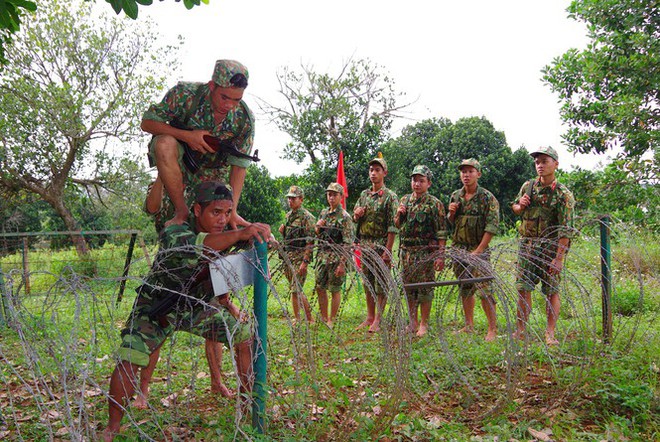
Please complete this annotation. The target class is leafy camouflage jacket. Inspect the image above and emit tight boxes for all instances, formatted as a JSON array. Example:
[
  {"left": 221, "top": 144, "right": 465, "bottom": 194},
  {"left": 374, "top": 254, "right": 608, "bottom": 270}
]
[
  {"left": 283, "top": 208, "right": 316, "bottom": 252},
  {"left": 353, "top": 186, "right": 399, "bottom": 243},
  {"left": 317, "top": 206, "right": 354, "bottom": 252},
  {"left": 448, "top": 186, "right": 500, "bottom": 247},
  {"left": 514, "top": 179, "right": 575, "bottom": 239},
  {"left": 398, "top": 192, "right": 447, "bottom": 247},
  {"left": 143, "top": 81, "right": 255, "bottom": 169}
]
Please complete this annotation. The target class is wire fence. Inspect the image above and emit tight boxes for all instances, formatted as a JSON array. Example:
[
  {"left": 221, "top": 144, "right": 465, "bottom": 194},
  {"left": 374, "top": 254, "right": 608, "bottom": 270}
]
[{"left": 0, "top": 218, "right": 658, "bottom": 440}]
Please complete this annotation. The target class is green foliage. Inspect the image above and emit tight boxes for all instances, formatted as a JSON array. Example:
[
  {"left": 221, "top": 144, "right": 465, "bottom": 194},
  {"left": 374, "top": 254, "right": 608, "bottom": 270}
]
[
  {"left": 381, "top": 117, "right": 534, "bottom": 224},
  {"left": 262, "top": 58, "right": 410, "bottom": 209},
  {"left": 0, "top": 0, "right": 177, "bottom": 243},
  {"left": 104, "top": 0, "right": 209, "bottom": 19},
  {"left": 542, "top": 0, "right": 660, "bottom": 158},
  {"left": 0, "top": 0, "right": 36, "bottom": 64},
  {"left": 238, "top": 164, "right": 285, "bottom": 227}
]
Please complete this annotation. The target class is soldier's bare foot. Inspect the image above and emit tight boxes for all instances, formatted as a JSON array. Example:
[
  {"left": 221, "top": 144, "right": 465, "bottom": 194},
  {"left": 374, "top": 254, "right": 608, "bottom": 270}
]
[
  {"left": 455, "top": 326, "right": 474, "bottom": 335},
  {"left": 368, "top": 320, "right": 380, "bottom": 333},
  {"left": 164, "top": 210, "right": 189, "bottom": 227},
  {"left": 416, "top": 324, "right": 428, "bottom": 337},
  {"left": 405, "top": 323, "right": 417, "bottom": 334},
  {"left": 545, "top": 332, "right": 559, "bottom": 346},
  {"left": 211, "top": 383, "right": 234, "bottom": 398},
  {"left": 512, "top": 330, "right": 525, "bottom": 341},
  {"left": 484, "top": 330, "right": 497, "bottom": 342},
  {"left": 133, "top": 394, "right": 148, "bottom": 410},
  {"left": 101, "top": 426, "right": 118, "bottom": 442},
  {"left": 356, "top": 320, "right": 373, "bottom": 330}
]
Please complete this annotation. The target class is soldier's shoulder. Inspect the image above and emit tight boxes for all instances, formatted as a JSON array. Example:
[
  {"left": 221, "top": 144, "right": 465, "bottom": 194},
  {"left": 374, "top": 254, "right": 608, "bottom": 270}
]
[
  {"left": 480, "top": 187, "right": 498, "bottom": 200},
  {"left": 175, "top": 81, "right": 205, "bottom": 95}
]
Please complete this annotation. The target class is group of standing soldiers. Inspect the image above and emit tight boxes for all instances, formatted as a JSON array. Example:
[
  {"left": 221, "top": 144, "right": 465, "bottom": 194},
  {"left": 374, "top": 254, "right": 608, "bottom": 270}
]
[{"left": 280, "top": 148, "right": 575, "bottom": 343}]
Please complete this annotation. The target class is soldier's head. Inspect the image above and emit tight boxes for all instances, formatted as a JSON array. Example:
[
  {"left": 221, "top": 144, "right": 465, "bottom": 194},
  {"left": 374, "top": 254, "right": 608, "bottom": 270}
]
[
  {"left": 368, "top": 156, "right": 388, "bottom": 185},
  {"left": 193, "top": 182, "right": 234, "bottom": 234},
  {"left": 286, "top": 185, "right": 304, "bottom": 210},
  {"left": 325, "top": 182, "right": 343, "bottom": 209},
  {"left": 410, "top": 165, "right": 432, "bottom": 196},
  {"left": 458, "top": 158, "right": 482, "bottom": 187},
  {"left": 530, "top": 146, "right": 559, "bottom": 179},
  {"left": 209, "top": 59, "right": 249, "bottom": 117}
]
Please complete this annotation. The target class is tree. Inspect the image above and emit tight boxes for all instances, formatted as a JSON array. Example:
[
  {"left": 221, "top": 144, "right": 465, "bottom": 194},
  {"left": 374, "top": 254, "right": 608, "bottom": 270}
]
[
  {"left": 542, "top": 0, "right": 659, "bottom": 158},
  {"left": 238, "top": 164, "right": 285, "bottom": 228},
  {"left": 260, "top": 58, "right": 411, "bottom": 208},
  {"left": 104, "top": 0, "right": 209, "bottom": 20},
  {"left": 0, "top": 0, "right": 36, "bottom": 64},
  {"left": 381, "top": 116, "right": 534, "bottom": 224},
  {"left": 0, "top": 0, "right": 177, "bottom": 254}
]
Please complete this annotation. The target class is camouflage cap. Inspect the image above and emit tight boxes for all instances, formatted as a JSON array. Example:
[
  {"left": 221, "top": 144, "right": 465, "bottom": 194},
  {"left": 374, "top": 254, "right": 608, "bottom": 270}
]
[
  {"left": 195, "top": 181, "right": 234, "bottom": 203},
  {"left": 368, "top": 157, "right": 388, "bottom": 172},
  {"left": 458, "top": 158, "right": 481, "bottom": 172},
  {"left": 326, "top": 182, "right": 344, "bottom": 195},
  {"left": 530, "top": 146, "right": 558, "bottom": 161},
  {"left": 212, "top": 60, "right": 249, "bottom": 88},
  {"left": 411, "top": 164, "right": 433, "bottom": 180},
  {"left": 286, "top": 185, "right": 304, "bottom": 198}
]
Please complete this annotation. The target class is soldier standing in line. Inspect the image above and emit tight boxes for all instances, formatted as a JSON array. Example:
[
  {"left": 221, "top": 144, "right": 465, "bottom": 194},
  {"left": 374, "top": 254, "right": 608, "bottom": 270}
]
[
  {"left": 279, "top": 186, "right": 316, "bottom": 323},
  {"left": 315, "top": 183, "right": 354, "bottom": 327},
  {"left": 395, "top": 165, "right": 447, "bottom": 337},
  {"left": 353, "top": 155, "right": 399, "bottom": 333},
  {"left": 447, "top": 158, "right": 500, "bottom": 341},
  {"left": 511, "top": 146, "right": 575, "bottom": 345}
]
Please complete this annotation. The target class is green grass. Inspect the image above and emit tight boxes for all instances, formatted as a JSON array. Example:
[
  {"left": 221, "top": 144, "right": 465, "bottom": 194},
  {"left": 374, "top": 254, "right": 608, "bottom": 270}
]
[{"left": 0, "top": 233, "right": 658, "bottom": 440}]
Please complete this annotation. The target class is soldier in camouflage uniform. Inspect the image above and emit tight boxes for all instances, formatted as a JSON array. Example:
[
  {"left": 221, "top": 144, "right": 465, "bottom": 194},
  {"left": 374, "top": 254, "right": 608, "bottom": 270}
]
[
  {"left": 278, "top": 185, "right": 316, "bottom": 322},
  {"left": 142, "top": 59, "right": 255, "bottom": 228},
  {"left": 395, "top": 165, "right": 447, "bottom": 337},
  {"left": 511, "top": 146, "right": 575, "bottom": 345},
  {"left": 315, "top": 183, "right": 354, "bottom": 327},
  {"left": 447, "top": 159, "right": 500, "bottom": 341},
  {"left": 353, "top": 156, "right": 399, "bottom": 333},
  {"left": 103, "top": 182, "right": 271, "bottom": 441}
]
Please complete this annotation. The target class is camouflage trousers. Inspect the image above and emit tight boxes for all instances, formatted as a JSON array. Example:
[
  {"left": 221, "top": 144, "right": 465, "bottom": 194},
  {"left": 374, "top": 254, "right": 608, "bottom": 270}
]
[
  {"left": 315, "top": 252, "right": 345, "bottom": 293},
  {"left": 282, "top": 250, "right": 309, "bottom": 293},
  {"left": 147, "top": 135, "right": 232, "bottom": 228},
  {"left": 450, "top": 245, "right": 495, "bottom": 301},
  {"left": 117, "top": 289, "right": 250, "bottom": 368},
  {"left": 515, "top": 238, "right": 560, "bottom": 295},
  {"left": 358, "top": 238, "right": 390, "bottom": 297},
  {"left": 401, "top": 246, "right": 436, "bottom": 303}
]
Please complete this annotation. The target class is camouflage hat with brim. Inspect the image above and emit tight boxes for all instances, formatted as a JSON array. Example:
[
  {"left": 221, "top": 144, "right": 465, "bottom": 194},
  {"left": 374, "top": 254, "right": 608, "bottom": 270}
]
[
  {"left": 195, "top": 182, "right": 234, "bottom": 203},
  {"left": 368, "top": 157, "right": 388, "bottom": 172},
  {"left": 530, "top": 146, "right": 558, "bottom": 161},
  {"left": 286, "top": 185, "right": 304, "bottom": 198},
  {"left": 212, "top": 60, "right": 249, "bottom": 88},
  {"left": 458, "top": 158, "right": 481, "bottom": 172},
  {"left": 326, "top": 182, "right": 344, "bottom": 195},
  {"left": 411, "top": 164, "right": 433, "bottom": 180}
]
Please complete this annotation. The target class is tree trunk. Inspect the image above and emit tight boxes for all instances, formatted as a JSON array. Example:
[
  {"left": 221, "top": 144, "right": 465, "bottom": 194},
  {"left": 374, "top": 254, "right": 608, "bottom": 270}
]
[{"left": 51, "top": 198, "right": 90, "bottom": 257}]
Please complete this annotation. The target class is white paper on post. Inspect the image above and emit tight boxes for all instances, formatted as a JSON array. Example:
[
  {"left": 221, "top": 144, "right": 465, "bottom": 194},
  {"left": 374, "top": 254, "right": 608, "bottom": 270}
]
[{"left": 210, "top": 248, "right": 256, "bottom": 296}]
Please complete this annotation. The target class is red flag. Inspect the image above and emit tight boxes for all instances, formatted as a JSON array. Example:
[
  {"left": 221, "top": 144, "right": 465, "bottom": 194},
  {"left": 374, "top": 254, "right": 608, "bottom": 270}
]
[{"left": 336, "top": 150, "right": 348, "bottom": 209}]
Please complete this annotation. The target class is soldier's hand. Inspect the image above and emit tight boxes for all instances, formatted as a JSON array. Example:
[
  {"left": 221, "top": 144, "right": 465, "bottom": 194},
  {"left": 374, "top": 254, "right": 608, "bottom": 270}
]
[
  {"left": 317, "top": 219, "right": 327, "bottom": 227},
  {"left": 434, "top": 257, "right": 445, "bottom": 272},
  {"left": 241, "top": 223, "right": 271, "bottom": 243},
  {"left": 448, "top": 202, "right": 460, "bottom": 215},
  {"left": 354, "top": 207, "right": 365, "bottom": 219},
  {"left": 548, "top": 257, "right": 563, "bottom": 275},
  {"left": 397, "top": 204, "right": 407, "bottom": 216},
  {"left": 278, "top": 224, "right": 285, "bottom": 235},
  {"left": 335, "top": 262, "right": 346, "bottom": 277},
  {"left": 297, "top": 262, "right": 308, "bottom": 277},
  {"left": 183, "top": 129, "right": 215, "bottom": 153},
  {"left": 230, "top": 211, "right": 250, "bottom": 230},
  {"left": 518, "top": 194, "right": 531, "bottom": 209},
  {"left": 381, "top": 250, "right": 392, "bottom": 267}
]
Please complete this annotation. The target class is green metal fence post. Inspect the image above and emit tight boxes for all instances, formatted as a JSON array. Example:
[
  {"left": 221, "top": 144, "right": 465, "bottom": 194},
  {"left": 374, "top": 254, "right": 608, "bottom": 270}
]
[
  {"left": 252, "top": 241, "right": 269, "bottom": 433},
  {"left": 600, "top": 214, "right": 612, "bottom": 344}
]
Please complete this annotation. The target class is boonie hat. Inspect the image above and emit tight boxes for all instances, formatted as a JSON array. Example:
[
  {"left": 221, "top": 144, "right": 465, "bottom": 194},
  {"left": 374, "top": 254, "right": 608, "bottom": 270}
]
[
  {"left": 530, "top": 146, "right": 558, "bottom": 161},
  {"left": 368, "top": 157, "right": 388, "bottom": 172},
  {"left": 195, "top": 182, "right": 233, "bottom": 203},
  {"left": 212, "top": 60, "right": 249, "bottom": 88},
  {"left": 326, "top": 182, "right": 344, "bottom": 195},
  {"left": 286, "top": 185, "right": 304, "bottom": 198},
  {"left": 458, "top": 158, "right": 481, "bottom": 172},
  {"left": 411, "top": 165, "right": 433, "bottom": 180}
]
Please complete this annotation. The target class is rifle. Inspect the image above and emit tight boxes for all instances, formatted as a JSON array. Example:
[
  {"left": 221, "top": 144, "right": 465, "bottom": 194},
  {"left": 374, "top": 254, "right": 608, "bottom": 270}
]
[{"left": 169, "top": 119, "right": 260, "bottom": 174}]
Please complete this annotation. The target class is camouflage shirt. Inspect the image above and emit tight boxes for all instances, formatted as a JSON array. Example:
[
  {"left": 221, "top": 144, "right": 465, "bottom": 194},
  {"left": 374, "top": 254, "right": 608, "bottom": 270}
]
[
  {"left": 449, "top": 186, "right": 500, "bottom": 247},
  {"left": 514, "top": 179, "right": 575, "bottom": 239},
  {"left": 353, "top": 186, "right": 399, "bottom": 243},
  {"left": 398, "top": 192, "right": 447, "bottom": 246},
  {"left": 317, "top": 206, "right": 354, "bottom": 252},
  {"left": 143, "top": 81, "right": 255, "bottom": 169},
  {"left": 283, "top": 208, "right": 316, "bottom": 252}
]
